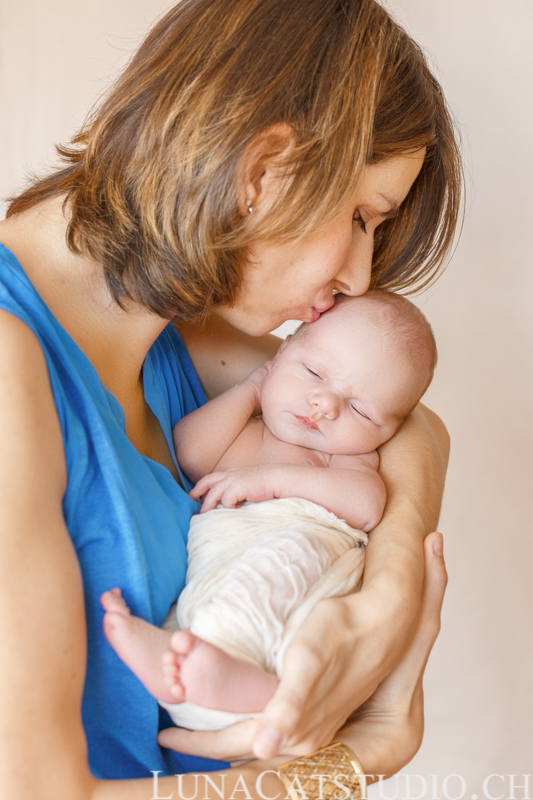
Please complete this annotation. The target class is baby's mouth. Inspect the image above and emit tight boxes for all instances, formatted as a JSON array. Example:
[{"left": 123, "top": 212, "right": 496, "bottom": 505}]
[{"left": 295, "top": 415, "right": 319, "bottom": 431}]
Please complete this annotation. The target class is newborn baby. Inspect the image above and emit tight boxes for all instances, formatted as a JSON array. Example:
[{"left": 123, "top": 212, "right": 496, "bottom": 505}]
[{"left": 101, "top": 292, "right": 437, "bottom": 730}]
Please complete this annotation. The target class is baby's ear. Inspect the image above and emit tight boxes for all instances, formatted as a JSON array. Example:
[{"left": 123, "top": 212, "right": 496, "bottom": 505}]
[{"left": 273, "top": 334, "right": 292, "bottom": 361}]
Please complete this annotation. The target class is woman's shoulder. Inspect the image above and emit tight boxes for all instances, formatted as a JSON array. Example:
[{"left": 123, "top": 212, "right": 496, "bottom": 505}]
[
  {"left": 0, "top": 239, "right": 56, "bottom": 335},
  {"left": 0, "top": 307, "right": 50, "bottom": 387},
  {"left": 0, "top": 307, "right": 56, "bottom": 397},
  {"left": 0, "top": 308, "right": 67, "bottom": 491}
]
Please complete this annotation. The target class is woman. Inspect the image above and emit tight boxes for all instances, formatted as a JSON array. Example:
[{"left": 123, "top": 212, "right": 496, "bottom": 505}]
[{"left": 0, "top": 0, "right": 460, "bottom": 796}]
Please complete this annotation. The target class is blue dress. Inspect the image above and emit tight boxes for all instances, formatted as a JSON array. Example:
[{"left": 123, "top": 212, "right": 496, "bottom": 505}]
[{"left": 0, "top": 243, "right": 227, "bottom": 778}]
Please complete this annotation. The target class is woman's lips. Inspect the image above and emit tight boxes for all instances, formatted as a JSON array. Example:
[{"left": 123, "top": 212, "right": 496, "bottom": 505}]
[
  {"left": 308, "top": 304, "right": 334, "bottom": 323},
  {"left": 295, "top": 415, "right": 319, "bottom": 431}
]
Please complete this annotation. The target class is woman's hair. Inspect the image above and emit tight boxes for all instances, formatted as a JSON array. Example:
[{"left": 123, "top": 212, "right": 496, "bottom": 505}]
[{"left": 7, "top": 0, "right": 462, "bottom": 322}]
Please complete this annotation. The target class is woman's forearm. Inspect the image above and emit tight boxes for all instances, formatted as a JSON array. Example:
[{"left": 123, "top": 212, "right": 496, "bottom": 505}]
[
  {"left": 93, "top": 761, "right": 285, "bottom": 800},
  {"left": 361, "top": 403, "right": 450, "bottom": 611},
  {"left": 90, "top": 759, "right": 287, "bottom": 800}
]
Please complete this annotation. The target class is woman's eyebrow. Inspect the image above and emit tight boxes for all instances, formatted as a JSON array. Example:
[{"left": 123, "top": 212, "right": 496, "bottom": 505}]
[
  {"left": 383, "top": 206, "right": 399, "bottom": 220},
  {"left": 375, "top": 192, "right": 400, "bottom": 218}
]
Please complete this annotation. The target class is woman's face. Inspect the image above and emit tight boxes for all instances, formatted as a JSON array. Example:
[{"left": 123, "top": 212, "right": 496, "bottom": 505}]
[{"left": 217, "top": 150, "right": 426, "bottom": 336}]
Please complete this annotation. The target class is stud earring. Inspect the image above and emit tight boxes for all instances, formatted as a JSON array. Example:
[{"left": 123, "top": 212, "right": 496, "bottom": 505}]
[{"left": 246, "top": 199, "right": 255, "bottom": 214}]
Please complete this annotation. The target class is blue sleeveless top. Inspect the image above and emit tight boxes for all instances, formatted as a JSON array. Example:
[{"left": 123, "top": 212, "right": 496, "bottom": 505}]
[{"left": 0, "top": 243, "right": 227, "bottom": 778}]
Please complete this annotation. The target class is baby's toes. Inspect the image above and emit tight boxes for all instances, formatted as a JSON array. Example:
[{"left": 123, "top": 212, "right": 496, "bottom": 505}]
[
  {"left": 162, "top": 651, "right": 186, "bottom": 699},
  {"left": 100, "top": 589, "right": 130, "bottom": 617},
  {"left": 169, "top": 629, "right": 197, "bottom": 655},
  {"left": 162, "top": 650, "right": 179, "bottom": 682}
]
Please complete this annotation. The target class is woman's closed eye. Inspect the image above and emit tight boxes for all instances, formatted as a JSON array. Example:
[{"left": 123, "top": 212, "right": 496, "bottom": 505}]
[{"left": 353, "top": 210, "right": 368, "bottom": 234}]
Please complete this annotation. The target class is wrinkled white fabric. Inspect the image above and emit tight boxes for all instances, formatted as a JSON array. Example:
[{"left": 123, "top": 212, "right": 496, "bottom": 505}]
[{"left": 160, "top": 497, "right": 367, "bottom": 730}]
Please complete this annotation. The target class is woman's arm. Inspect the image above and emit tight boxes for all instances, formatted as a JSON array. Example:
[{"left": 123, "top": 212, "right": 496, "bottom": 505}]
[
  {"left": 365, "top": 403, "right": 450, "bottom": 590},
  {"left": 0, "top": 312, "right": 96, "bottom": 800},
  {"left": 0, "top": 312, "right": 288, "bottom": 800}
]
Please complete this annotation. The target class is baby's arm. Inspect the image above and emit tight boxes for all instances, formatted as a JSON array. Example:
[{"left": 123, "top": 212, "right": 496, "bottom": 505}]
[
  {"left": 173, "top": 364, "right": 271, "bottom": 483},
  {"left": 191, "top": 453, "right": 386, "bottom": 532}
]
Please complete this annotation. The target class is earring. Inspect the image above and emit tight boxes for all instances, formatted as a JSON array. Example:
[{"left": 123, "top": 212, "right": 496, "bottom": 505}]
[{"left": 246, "top": 199, "right": 255, "bottom": 214}]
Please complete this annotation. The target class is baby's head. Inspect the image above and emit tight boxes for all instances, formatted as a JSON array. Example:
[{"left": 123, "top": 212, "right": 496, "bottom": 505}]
[{"left": 260, "top": 292, "right": 437, "bottom": 455}]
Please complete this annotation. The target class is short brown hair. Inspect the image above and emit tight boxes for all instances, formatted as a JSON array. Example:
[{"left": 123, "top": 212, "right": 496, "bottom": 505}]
[{"left": 8, "top": 0, "right": 462, "bottom": 321}]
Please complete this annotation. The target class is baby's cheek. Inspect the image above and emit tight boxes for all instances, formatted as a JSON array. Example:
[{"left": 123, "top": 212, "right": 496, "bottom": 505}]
[
  {"left": 260, "top": 373, "right": 285, "bottom": 411},
  {"left": 341, "top": 421, "right": 372, "bottom": 455}
]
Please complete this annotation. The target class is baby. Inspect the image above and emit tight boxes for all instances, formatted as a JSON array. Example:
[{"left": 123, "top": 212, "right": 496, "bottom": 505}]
[{"left": 101, "top": 292, "right": 437, "bottom": 730}]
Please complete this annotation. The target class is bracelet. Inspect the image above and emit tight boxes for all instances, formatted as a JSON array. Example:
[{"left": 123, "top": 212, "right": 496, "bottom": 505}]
[{"left": 278, "top": 742, "right": 367, "bottom": 799}]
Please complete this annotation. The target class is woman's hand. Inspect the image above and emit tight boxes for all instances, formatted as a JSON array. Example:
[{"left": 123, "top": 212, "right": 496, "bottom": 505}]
[
  {"left": 158, "top": 532, "right": 447, "bottom": 775},
  {"left": 251, "top": 561, "right": 422, "bottom": 758}
]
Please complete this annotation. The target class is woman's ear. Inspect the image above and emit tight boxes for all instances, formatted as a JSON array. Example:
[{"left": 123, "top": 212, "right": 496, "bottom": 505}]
[{"left": 236, "top": 123, "right": 296, "bottom": 217}]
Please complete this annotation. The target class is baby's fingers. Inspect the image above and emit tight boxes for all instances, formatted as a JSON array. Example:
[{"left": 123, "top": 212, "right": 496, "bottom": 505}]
[
  {"left": 189, "top": 474, "right": 213, "bottom": 498},
  {"left": 199, "top": 485, "right": 226, "bottom": 513},
  {"left": 190, "top": 473, "right": 223, "bottom": 501},
  {"left": 189, "top": 480, "right": 207, "bottom": 501}
]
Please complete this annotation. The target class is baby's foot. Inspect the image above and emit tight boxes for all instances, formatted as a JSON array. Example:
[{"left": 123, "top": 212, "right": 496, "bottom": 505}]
[
  {"left": 100, "top": 588, "right": 177, "bottom": 704},
  {"left": 162, "top": 631, "right": 279, "bottom": 713}
]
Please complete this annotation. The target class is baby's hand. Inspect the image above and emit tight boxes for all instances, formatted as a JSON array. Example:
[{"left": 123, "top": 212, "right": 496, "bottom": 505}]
[
  {"left": 241, "top": 362, "right": 273, "bottom": 415},
  {"left": 190, "top": 466, "right": 276, "bottom": 513}
]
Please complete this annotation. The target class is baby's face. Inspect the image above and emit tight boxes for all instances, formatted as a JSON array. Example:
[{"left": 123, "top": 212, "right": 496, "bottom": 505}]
[{"left": 260, "top": 307, "right": 425, "bottom": 455}]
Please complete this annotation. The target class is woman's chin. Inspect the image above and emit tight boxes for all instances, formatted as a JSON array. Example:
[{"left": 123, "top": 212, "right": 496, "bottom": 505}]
[{"left": 215, "top": 306, "right": 289, "bottom": 337}]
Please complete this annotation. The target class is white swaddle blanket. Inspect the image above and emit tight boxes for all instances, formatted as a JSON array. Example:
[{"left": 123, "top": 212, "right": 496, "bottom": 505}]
[{"left": 160, "top": 497, "right": 367, "bottom": 730}]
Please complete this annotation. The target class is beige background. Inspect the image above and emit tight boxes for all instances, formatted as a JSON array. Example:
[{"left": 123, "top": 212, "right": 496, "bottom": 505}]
[{"left": 1, "top": 0, "right": 532, "bottom": 796}]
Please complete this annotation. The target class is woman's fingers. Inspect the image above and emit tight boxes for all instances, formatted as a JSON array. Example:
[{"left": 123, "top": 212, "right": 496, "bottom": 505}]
[
  {"left": 421, "top": 531, "right": 447, "bottom": 629},
  {"left": 158, "top": 718, "right": 259, "bottom": 762}
]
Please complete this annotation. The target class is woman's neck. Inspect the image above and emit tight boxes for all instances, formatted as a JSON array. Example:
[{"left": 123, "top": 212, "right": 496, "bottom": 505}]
[{"left": 0, "top": 196, "right": 170, "bottom": 406}]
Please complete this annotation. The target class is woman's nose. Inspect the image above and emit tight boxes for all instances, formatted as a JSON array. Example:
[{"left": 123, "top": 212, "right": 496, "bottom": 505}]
[
  {"left": 334, "top": 229, "right": 374, "bottom": 296},
  {"left": 309, "top": 389, "right": 340, "bottom": 420}
]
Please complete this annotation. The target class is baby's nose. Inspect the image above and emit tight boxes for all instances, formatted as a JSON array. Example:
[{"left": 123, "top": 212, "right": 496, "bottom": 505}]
[{"left": 309, "top": 390, "right": 340, "bottom": 420}]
